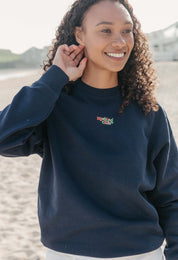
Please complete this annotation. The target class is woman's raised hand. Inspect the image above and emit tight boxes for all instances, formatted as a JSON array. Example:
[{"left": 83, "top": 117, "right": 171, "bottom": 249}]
[{"left": 53, "top": 44, "right": 87, "bottom": 81}]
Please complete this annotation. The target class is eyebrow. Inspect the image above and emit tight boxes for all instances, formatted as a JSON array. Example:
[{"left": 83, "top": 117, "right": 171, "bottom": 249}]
[{"left": 95, "top": 21, "right": 133, "bottom": 26}]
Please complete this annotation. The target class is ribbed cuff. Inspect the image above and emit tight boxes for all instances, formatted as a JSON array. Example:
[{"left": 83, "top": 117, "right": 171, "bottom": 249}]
[{"left": 39, "top": 65, "right": 69, "bottom": 95}]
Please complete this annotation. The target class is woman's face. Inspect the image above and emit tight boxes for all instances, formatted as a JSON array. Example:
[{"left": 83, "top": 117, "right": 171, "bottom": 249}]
[{"left": 75, "top": 0, "right": 134, "bottom": 73}]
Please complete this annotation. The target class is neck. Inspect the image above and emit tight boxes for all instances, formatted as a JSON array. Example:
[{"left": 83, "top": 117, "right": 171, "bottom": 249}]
[{"left": 81, "top": 64, "right": 118, "bottom": 89}]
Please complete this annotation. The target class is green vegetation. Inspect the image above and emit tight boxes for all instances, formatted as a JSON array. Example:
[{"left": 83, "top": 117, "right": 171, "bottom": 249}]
[
  {"left": 0, "top": 47, "right": 48, "bottom": 69},
  {"left": 0, "top": 49, "right": 20, "bottom": 63}
]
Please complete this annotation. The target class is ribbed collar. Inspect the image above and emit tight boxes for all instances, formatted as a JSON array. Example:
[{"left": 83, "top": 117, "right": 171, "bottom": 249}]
[{"left": 74, "top": 78, "right": 120, "bottom": 98}]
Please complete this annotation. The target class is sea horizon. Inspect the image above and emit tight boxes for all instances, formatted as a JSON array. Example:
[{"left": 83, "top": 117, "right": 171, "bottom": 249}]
[{"left": 0, "top": 68, "right": 40, "bottom": 81}]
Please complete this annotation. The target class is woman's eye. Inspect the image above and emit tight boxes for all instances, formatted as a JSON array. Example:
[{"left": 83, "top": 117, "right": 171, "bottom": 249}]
[
  {"left": 123, "top": 29, "right": 133, "bottom": 34},
  {"left": 101, "top": 29, "right": 111, "bottom": 33}
]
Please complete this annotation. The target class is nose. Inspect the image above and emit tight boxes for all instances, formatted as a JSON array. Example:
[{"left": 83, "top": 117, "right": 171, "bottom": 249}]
[{"left": 111, "top": 34, "right": 126, "bottom": 48}]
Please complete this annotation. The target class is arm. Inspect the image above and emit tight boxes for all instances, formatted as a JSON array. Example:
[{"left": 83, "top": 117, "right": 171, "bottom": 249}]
[
  {"left": 0, "top": 65, "right": 69, "bottom": 157},
  {"left": 0, "top": 44, "right": 87, "bottom": 157},
  {"left": 148, "top": 109, "right": 178, "bottom": 260}
]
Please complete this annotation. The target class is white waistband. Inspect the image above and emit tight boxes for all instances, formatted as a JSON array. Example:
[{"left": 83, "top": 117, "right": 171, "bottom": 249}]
[{"left": 46, "top": 247, "right": 164, "bottom": 260}]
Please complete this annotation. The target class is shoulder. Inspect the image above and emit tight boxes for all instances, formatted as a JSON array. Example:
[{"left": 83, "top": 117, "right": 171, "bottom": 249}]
[
  {"left": 147, "top": 103, "right": 173, "bottom": 149},
  {"left": 145, "top": 103, "right": 169, "bottom": 130},
  {"left": 130, "top": 101, "right": 169, "bottom": 138}
]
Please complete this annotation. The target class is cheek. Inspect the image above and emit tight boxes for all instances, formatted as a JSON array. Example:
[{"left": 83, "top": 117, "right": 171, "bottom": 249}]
[
  {"left": 84, "top": 41, "right": 103, "bottom": 57},
  {"left": 128, "top": 36, "right": 134, "bottom": 50}
]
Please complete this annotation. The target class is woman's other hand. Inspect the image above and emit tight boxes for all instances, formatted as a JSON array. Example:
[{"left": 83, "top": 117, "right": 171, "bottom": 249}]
[{"left": 53, "top": 44, "right": 87, "bottom": 81}]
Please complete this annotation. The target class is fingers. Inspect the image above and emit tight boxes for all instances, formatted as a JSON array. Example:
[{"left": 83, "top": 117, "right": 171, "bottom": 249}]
[
  {"left": 58, "top": 44, "right": 84, "bottom": 53},
  {"left": 58, "top": 44, "right": 70, "bottom": 54},
  {"left": 58, "top": 44, "right": 85, "bottom": 63},
  {"left": 54, "top": 44, "right": 87, "bottom": 81},
  {"left": 62, "top": 44, "right": 85, "bottom": 66},
  {"left": 68, "top": 45, "right": 84, "bottom": 60},
  {"left": 73, "top": 49, "right": 85, "bottom": 66},
  {"left": 78, "top": 57, "right": 88, "bottom": 77}
]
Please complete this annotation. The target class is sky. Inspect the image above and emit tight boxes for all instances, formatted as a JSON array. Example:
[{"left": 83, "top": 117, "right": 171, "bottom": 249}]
[{"left": 0, "top": 0, "right": 178, "bottom": 54}]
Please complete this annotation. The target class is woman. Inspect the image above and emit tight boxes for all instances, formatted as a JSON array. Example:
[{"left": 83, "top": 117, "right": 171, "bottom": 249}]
[{"left": 0, "top": 0, "right": 177, "bottom": 259}]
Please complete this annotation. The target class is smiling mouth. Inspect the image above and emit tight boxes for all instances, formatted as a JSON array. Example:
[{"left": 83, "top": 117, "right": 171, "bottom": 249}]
[{"left": 105, "top": 52, "right": 126, "bottom": 58}]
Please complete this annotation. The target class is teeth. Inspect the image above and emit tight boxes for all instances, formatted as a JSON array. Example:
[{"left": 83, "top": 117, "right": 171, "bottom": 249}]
[{"left": 106, "top": 52, "right": 125, "bottom": 58}]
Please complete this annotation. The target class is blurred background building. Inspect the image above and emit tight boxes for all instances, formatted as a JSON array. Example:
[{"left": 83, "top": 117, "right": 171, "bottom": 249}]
[{"left": 147, "top": 22, "right": 178, "bottom": 61}]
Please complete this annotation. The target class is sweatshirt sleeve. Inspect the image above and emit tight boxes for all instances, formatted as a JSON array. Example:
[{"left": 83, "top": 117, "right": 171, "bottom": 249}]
[
  {"left": 0, "top": 65, "right": 69, "bottom": 157},
  {"left": 148, "top": 107, "right": 178, "bottom": 260}
]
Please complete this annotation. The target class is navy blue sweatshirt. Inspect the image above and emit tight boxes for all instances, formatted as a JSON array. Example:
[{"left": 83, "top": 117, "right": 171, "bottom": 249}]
[{"left": 0, "top": 65, "right": 178, "bottom": 259}]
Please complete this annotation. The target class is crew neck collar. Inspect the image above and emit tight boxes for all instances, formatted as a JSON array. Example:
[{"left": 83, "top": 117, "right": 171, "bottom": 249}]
[{"left": 74, "top": 78, "right": 120, "bottom": 97}]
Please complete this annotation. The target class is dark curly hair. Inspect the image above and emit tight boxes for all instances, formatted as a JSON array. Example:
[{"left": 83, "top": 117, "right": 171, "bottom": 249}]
[{"left": 43, "top": 0, "right": 159, "bottom": 115}]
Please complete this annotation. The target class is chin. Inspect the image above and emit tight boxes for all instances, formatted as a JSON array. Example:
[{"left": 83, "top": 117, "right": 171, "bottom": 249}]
[
  {"left": 109, "top": 65, "right": 126, "bottom": 73},
  {"left": 105, "top": 60, "right": 128, "bottom": 73}
]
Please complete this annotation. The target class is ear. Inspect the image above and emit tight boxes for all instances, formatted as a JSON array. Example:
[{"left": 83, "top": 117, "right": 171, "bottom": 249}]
[{"left": 74, "top": 26, "right": 85, "bottom": 45}]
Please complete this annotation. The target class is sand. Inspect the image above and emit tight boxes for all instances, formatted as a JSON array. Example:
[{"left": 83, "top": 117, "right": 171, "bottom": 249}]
[
  {"left": 0, "top": 62, "right": 177, "bottom": 259},
  {"left": 0, "top": 70, "right": 44, "bottom": 260}
]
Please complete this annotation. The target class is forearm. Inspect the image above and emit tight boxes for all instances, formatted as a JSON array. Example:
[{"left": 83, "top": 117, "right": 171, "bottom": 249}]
[{"left": 0, "top": 65, "right": 69, "bottom": 156}]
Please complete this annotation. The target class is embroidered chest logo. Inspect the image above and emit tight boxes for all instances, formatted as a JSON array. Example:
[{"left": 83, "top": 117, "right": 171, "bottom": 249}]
[{"left": 97, "top": 116, "right": 114, "bottom": 125}]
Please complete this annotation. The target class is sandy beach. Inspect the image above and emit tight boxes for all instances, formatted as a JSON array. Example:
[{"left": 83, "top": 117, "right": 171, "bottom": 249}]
[
  {"left": 0, "top": 62, "right": 178, "bottom": 259},
  {"left": 0, "top": 70, "right": 45, "bottom": 260}
]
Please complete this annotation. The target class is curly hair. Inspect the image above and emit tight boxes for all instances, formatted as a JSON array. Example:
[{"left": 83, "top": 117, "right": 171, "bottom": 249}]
[{"left": 43, "top": 0, "right": 159, "bottom": 115}]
